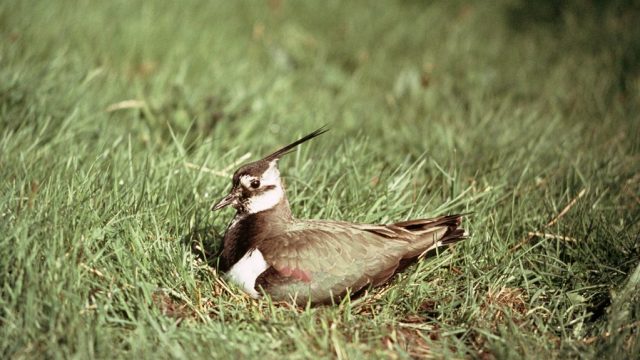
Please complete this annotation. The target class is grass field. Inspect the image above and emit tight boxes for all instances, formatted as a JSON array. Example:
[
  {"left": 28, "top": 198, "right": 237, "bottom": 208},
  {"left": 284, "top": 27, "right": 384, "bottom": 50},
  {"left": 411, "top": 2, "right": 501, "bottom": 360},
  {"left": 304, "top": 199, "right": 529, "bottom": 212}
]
[{"left": 2, "top": 0, "right": 639, "bottom": 358}]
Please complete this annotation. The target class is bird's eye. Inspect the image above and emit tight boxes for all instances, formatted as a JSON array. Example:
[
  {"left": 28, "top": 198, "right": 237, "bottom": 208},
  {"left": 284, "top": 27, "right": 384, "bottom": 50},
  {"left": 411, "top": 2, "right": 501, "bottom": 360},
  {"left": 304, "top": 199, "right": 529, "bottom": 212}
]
[{"left": 250, "top": 179, "right": 260, "bottom": 189}]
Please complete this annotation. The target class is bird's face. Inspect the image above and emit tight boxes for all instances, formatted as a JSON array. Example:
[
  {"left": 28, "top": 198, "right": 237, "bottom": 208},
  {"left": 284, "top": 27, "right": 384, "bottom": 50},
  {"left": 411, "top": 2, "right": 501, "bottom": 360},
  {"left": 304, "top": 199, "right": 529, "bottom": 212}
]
[
  {"left": 211, "top": 160, "right": 285, "bottom": 214},
  {"left": 210, "top": 126, "right": 328, "bottom": 215}
]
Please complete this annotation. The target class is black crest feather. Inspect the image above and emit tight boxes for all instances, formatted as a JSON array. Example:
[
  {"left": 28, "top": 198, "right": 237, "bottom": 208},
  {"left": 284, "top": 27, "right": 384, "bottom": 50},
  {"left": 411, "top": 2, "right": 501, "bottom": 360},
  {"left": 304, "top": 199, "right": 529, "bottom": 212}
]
[{"left": 262, "top": 126, "right": 329, "bottom": 162}]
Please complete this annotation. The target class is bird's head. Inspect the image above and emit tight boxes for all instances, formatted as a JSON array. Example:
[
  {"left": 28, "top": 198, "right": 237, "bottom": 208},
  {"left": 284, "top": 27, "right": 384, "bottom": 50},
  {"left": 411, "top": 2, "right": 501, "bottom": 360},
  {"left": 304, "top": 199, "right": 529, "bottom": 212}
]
[{"left": 211, "top": 127, "right": 328, "bottom": 215}]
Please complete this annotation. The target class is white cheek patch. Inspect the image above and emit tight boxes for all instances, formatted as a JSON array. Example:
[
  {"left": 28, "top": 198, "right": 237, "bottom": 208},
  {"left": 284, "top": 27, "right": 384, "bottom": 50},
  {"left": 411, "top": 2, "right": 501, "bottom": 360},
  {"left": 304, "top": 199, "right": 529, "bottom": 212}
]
[
  {"left": 241, "top": 161, "right": 284, "bottom": 214},
  {"left": 226, "top": 249, "right": 269, "bottom": 298},
  {"left": 261, "top": 161, "right": 281, "bottom": 184},
  {"left": 246, "top": 187, "right": 284, "bottom": 213}
]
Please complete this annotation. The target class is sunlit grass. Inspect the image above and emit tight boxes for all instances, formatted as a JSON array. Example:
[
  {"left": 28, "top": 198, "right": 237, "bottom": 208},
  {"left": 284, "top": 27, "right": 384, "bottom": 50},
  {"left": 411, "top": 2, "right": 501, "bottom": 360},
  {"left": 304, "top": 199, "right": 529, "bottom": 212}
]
[{"left": 1, "top": 0, "right": 639, "bottom": 358}]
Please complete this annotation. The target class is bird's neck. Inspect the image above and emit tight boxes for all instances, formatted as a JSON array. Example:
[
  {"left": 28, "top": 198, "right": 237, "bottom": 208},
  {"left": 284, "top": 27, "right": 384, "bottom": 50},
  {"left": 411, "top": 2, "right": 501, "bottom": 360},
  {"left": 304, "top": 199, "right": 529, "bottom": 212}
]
[{"left": 221, "top": 197, "right": 292, "bottom": 271}]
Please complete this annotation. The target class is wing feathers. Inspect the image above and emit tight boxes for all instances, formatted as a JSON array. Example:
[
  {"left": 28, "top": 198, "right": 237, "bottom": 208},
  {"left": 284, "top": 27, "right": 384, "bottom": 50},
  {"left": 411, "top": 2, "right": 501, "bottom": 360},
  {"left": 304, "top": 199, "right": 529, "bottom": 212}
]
[{"left": 255, "top": 215, "right": 466, "bottom": 305}]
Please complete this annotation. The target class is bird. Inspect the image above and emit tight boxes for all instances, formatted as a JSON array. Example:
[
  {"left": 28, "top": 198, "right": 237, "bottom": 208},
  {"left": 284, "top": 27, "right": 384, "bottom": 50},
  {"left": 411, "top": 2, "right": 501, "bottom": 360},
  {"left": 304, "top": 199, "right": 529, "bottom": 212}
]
[{"left": 211, "top": 127, "right": 466, "bottom": 305}]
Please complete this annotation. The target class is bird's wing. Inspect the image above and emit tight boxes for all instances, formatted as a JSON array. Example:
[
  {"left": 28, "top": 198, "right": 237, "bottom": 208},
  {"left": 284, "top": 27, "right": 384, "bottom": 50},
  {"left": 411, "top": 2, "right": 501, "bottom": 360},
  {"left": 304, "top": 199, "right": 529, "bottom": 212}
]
[{"left": 255, "top": 221, "right": 409, "bottom": 304}]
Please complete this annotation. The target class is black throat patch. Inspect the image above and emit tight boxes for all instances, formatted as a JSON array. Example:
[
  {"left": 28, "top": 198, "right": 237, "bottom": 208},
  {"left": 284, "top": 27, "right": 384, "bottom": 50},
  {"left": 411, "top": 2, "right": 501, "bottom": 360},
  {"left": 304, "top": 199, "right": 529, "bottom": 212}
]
[{"left": 219, "top": 205, "right": 290, "bottom": 271}]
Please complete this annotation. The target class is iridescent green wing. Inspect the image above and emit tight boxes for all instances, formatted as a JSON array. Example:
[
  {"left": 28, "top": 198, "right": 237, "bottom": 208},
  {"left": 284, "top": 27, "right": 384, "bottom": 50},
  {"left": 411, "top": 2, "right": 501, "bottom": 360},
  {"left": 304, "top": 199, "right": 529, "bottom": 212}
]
[{"left": 256, "top": 221, "right": 408, "bottom": 304}]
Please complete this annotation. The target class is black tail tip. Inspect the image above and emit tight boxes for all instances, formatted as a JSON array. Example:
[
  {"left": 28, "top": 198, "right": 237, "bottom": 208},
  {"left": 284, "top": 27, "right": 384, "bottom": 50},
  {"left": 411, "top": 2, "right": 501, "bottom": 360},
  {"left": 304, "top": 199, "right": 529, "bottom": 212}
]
[{"left": 440, "top": 228, "right": 467, "bottom": 246}]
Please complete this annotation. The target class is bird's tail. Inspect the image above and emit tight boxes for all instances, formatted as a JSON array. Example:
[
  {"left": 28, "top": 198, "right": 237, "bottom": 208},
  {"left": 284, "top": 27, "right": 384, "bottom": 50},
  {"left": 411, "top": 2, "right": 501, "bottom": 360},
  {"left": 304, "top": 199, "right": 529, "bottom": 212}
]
[{"left": 391, "top": 214, "right": 466, "bottom": 259}]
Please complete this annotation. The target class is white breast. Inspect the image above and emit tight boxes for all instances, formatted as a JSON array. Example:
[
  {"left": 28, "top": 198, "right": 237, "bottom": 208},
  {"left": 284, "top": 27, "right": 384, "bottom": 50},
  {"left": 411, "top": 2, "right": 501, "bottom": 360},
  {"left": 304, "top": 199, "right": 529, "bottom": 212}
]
[{"left": 226, "top": 249, "right": 269, "bottom": 298}]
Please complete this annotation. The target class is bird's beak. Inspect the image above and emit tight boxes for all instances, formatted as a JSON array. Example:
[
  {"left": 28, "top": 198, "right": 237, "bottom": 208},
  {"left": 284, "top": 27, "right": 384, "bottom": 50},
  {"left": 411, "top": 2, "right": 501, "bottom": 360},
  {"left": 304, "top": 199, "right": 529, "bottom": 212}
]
[{"left": 211, "top": 190, "right": 238, "bottom": 211}]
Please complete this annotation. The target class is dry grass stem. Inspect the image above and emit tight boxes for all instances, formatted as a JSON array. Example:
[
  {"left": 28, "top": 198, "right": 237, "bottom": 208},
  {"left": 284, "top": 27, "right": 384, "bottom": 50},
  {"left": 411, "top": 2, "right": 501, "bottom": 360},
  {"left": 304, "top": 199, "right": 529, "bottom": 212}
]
[
  {"left": 511, "top": 188, "right": 587, "bottom": 251},
  {"left": 105, "top": 99, "right": 147, "bottom": 112}
]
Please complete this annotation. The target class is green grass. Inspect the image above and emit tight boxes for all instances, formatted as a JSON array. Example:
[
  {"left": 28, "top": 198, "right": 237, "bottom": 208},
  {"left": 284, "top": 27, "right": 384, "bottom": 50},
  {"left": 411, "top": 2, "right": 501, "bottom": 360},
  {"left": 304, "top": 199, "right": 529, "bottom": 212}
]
[{"left": 1, "top": 0, "right": 639, "bottom": 358}]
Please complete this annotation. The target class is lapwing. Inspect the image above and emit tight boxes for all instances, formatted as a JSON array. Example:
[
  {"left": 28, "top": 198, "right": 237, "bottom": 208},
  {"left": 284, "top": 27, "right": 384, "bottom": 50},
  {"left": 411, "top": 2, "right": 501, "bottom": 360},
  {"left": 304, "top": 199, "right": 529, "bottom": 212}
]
[{"left": 211, "top": 128, "right": 466, "bottom": 305}]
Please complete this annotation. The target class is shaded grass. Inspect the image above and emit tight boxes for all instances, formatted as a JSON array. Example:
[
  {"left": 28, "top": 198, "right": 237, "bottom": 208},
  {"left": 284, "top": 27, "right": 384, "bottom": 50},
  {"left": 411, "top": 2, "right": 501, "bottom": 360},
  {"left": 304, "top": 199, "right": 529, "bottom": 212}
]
[{"left": 1, "top": 0, "right": 639, "bottom": 358}]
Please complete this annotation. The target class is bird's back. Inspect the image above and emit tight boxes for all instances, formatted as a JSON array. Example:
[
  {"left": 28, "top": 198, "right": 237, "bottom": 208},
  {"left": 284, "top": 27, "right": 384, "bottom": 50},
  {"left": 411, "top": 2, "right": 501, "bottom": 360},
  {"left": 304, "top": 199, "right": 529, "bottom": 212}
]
[{"left": 255, "top": 215, "right": 464, "bottom": 305}]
